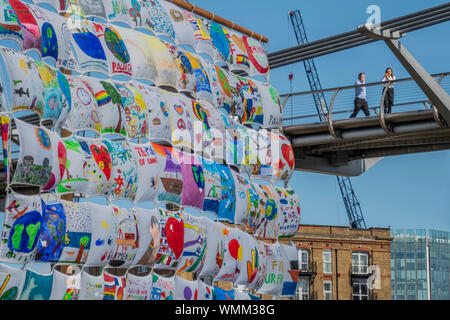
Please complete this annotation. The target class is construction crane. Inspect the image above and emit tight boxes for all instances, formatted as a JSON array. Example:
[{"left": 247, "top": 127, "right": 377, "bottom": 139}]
[{"left": 288, "top": 10, "right": 367, "bottom": 229}]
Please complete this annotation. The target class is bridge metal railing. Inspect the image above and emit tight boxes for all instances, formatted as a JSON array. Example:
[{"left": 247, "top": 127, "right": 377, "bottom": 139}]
[{"left": 282, "top": 72, "right": 450, "bottom": 127}]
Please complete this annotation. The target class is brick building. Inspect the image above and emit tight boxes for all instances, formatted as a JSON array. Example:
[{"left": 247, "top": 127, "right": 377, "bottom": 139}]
[{"left": 290, "top": 224, "right": 393, "bottom": 300}]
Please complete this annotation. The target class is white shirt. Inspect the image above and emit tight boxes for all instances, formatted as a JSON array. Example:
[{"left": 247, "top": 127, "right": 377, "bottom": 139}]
[{"left": 382, "top": 75, "right": 396, "bottom": 88}]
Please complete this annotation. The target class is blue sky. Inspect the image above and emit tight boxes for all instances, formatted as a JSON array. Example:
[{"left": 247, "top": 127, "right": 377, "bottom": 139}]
[{"left": 192, "top": 0, "right": 450, "bottom": 231}]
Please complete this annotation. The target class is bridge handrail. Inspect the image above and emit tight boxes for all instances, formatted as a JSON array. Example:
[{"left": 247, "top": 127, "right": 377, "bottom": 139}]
[{"left": 281, "top": 72, "right": 450, "bottom": 100}]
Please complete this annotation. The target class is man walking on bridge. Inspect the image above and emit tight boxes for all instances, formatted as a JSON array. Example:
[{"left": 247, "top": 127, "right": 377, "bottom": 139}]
[{"left": 350, "top": 73, "right": 370, "bottom": 118}]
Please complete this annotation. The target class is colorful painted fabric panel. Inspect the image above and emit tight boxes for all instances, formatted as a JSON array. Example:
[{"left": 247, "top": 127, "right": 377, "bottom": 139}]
[
  {"left": 200, "top": 157, "right": 221, "bottom": 215},
  {"left": 124, "top": 272, "right": 152, "bottom": 300},
  {"left": 174, "top": 276, "right": 198, "bottom": 300},
  {"left": 26, "top": 4, "right": 58, "bottom": 63},
  {"left": 93, "top": 22, "right": 132, "bottom": 77},
  {"left": 154, "top": 208, "right": 184, "bottom": 271},
  {"left": 143, "top": 0, "right": 174, "bottom": 39},
  {"left": 9, "top": 0, "right": 40, "bottom": 51},
  {"left": 0, "top": 193, "right": 43, "bottom": 264},
  {"left": 150, "top": 272, "right": 174, "bottom": 300},
  {"left": 54, "top": 70, "right": 72, "bottom": 128},
  {"left": 79, "top": 270, "right": 104, "bottom": 300},
  {"left": 237, "top": 76, "right": 263, "bottom": 126},
  {"left": 250, "top": 129, "right": 275, "bottom": 179},
  {"left": 124, "top": 0, "right": 151, "bottom": 30},
  {"left": 109, "top": 205, "right": 138, "bottom": 267},
  {"left": 230, "top": 170, "right": 250, "bottom": 227},
  {"left": 214, "top": 227, "right": 243, "bottom": 282},
  {"left": 226, "top": 122, "right": 250, "bottom": 170},
  {"left": 0, "top": 0, "right": 23, "bottom": 47},
  {"left": 178, "top": 151, "right": 205, "bottom": 210},
  {"left": 275, "top": 187, "right": 300, "bottom": 239},
  {"left": 49, "top": 269, "right": 81, "bottom": 300},
  {"left": 185, "top": 51, "right": 213, "bottom": 105},
  {"left": 76, "top": 137, "right": 112, "bottom": 195},
  {"left": 226, "top": 29, "right": 250, "bottom": 75},
  {"left": 190, "top": 99, "right": 214, "bottom": 158},
  {"left": 141, "top": 33, "right": 177, "bottom": 89},
  {"left": 225, "top": 71, "right": 246, "bottom": 119},
  {"left": 183, "top": 12, "right": 214, "bottom": 59},
  {"left": 68, "top": 19, "right": 108, "bottom": 75},
  {"left": 12, "top": 120, "right": 67, "bottom": 191},
  {"left": 19, "top": 267, "right": 53, "bottom": 300},
  {"left": 59, "top": 200, "right": 91, "bottom": 264},
  {"left": 198, "top": 218, "right": 225, "bottom": 279},
  {"left": 256, "top": 242, "right": 285, "bottom": 295},
  {"left": 133, "top": 207, "right": 160, "bottom": 266},
  {"left": 34, "top": 60, "right": 65, "bottom": 122},
  {"left": 253, "top": 183, "right": 279, "bottom": 239},
  {"left": 163, "top": 41, "right": 196, "bottom": 95},
  {"left": 177, "top": 212, "right": 206, "bottom": 274},
  {"left": 104, "top": 0, "right": 132, "bottom": 25},
  {"left": 87, "top": 78, "right": 127, "bottom": 137},
  {"left": 255, "top": 81, "right": 282, "bottom": 129},
  {"left": 202, "top": 62, "right": 234, "bottom": 113},
  {"left": 112, "top": 81, "right": 148, "bottom": 139},
  {"left": 84, "top": 202, "right": 116, "bottom": 267},
  {"left": 133, "top": 83, "right": 172, "bottom": 143},
  {"left": 66, "top": 0, "right": 107, "bottom": 20},
  {"left": 243, "top": 35, "right": 270, "bottom": 80},
  {"left": 128, "top": 141, "right": 162, "bottom": 203},
  {"left": 273, "top": 134, "right": 295, "bottom": 182},
  {"left": 216, "top": 164, "right": 236, "bottom": 223},
  {"left": 245, "top": 181, "right": 260, "bottom": 234},
  {"left": 103, "top": 270, "right": 125, "bottom": 300},
  {"left": 63, "top": 76, "right": 101, "bottom": 134},
  {"left": 114, "top": 25, "right": 157, "bottom": 82},
  {"left": 198, "top": 56, "right": 221, "bottom": 106},
  {"left": 207, "top": 20, "right": 231, "bottom": 65},
  {"left": 104, "top": 140, "right": 138, "bottom": 201},
  {"left": 35, "top": 202, "right": 66, "bottom": 263},
  {"left": 56, "top": 138, "right": 88, "bottom": 194},
  {"left": 197, "top": 280, "right": 214, "bottom": 300},
  {"left": 280, "top": 243, "right": 299, "bottom": 297},
  {"left": 159, "top": 0, "right": 195, "bottom": 47},
  {"left": 210, "top": 108, "right": 237, "bottom": 163},
  {"left": 153, "top": 143, "right": 183, "bottom": 204},
  {"left": 214, "top": 286, "right": 234, "bottom": 300},
  {"left": 234, "top": 231, "right": 264, "bottom": 289},
  {"left": 163, "top": 91, "right": 194, "bottom": 151},
  {"left": 47, "top": 16, "right": 80, "bottom": 73},
  {"left": 0, "top": 263, "right": 25, "bottom": 300},
  {"left": 0, "top": 47, "right": 45, "bottom": 116}
]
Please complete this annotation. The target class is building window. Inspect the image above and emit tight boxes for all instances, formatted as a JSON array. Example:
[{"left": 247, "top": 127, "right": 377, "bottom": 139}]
[
  {"left": 298, "top": 249, "right": 309, "bottom": 270},
  {"left": 352, "top": 278, "right": 369, "bottom": 300},
  {"left": 352, "top": 251, "right": 369, "bottom": 274},
  {"left": 323, "top": 249, "right": 332, "bottom": 274},
  {"left": 323, "top": 280, "right": 332, "bottom": 300},
  {"left": 295, "top": 277, "right": 310, "bottom": 300}
]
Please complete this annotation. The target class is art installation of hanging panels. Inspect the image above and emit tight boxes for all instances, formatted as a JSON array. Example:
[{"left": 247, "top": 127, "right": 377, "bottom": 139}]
[{"left": 0, "top": 0, "right": 301, "bottom": 300}]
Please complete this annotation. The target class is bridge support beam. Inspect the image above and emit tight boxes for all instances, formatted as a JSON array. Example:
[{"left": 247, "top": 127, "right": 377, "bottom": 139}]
[{"left": 358, "top": 24, "right": 450, "bottom": 125}]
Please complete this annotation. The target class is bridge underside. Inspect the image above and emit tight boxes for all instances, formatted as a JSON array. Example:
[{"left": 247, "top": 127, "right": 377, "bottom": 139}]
[{"left": 284, "top": 110, "right": 450, "bottom": 176}]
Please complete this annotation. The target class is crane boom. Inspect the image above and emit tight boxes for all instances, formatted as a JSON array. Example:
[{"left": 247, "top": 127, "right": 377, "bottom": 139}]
[{"left": 288, "top": 10, "right": 367, "bottom": 229}]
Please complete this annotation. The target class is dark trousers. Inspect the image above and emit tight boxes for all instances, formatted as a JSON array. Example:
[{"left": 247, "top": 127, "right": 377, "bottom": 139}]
[
  {"left": 384, "top": 88, "right": 394, "bottom": 114},
  {"left": 350, "top": 98, "right": 370, "bottom": 118}
]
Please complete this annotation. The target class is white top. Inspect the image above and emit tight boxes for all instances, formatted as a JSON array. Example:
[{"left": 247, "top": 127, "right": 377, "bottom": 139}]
[{"left": 382, "top": 75, "right": 396, "bottom": 88}]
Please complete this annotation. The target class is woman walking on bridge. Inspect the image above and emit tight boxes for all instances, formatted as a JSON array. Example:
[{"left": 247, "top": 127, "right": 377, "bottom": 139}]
[{"left": 382, "top": 67, "right": 396, "bottom": 114}]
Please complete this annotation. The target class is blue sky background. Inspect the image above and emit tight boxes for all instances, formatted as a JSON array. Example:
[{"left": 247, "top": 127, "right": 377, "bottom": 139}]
[{"left": 193, "top": 0, "right": 450, "bottom": 231}]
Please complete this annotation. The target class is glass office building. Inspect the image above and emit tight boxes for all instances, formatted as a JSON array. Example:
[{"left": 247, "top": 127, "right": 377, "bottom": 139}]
[{"left": 391, "top": 229, "right": 450, "bottom": 300}]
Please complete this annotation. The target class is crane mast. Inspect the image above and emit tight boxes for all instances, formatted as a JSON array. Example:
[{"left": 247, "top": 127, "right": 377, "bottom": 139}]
[{"left": 288, "top": 10, "right": 367, "bottom": 229}]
